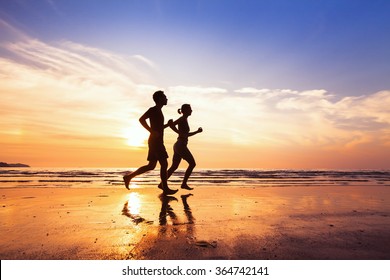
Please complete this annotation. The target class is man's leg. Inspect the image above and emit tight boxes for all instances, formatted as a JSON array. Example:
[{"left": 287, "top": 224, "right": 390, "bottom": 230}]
[
  {"left": 123, "top": 161, "right": 157, "bottom": 189},
  {"left": 159, "top": 158, "right": 169, "bottom": 189},
  {"left": 159, "top": 158, "right": 178, "bottom": 195},
  {"left": 158, "top": 154, "right": 182, "bottom": 189}
]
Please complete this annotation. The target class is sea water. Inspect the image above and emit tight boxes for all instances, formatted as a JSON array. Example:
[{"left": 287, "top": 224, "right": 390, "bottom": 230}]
[{"left": 1, "top": 168, "right": 389, "bottom": 189}]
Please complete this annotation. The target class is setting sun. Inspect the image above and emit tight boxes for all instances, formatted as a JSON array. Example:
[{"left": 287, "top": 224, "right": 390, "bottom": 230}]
[
  {"left": 123, "top": 121, "right": 149, "bottom": 148},
  {"left": 1, "top": 1, "right": 389, "bottom": 169}
]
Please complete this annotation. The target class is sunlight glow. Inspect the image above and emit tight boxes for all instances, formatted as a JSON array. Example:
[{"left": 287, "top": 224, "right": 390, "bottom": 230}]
[
  {"left": 1, "top": 15, "right": 389, "bottom": 169},
  {"left": 122, "top": 121, "right": 149, "bottom": 148},
  {"left": 126, "top": 192, "right": 141, "bottom": 215}
]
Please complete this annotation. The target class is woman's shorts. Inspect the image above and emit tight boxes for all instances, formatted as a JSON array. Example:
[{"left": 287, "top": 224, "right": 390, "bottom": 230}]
[{"left": 173, "top": 140, "right": 193, "bottom": 159}]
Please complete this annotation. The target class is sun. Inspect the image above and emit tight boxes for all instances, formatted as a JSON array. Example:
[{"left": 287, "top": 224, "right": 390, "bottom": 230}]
[{"left": 122, "top": 122, "right": 149, "bottom": 148}]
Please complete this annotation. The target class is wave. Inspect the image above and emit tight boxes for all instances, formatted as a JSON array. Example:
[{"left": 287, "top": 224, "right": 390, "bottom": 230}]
[{"left": 0, "top": 168, "right": 389, "bottom": 189}]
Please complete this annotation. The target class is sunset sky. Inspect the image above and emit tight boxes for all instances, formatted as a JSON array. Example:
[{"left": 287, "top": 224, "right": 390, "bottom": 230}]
[{"left": 1, "top": 0, "right": 389, "bottom": 169}]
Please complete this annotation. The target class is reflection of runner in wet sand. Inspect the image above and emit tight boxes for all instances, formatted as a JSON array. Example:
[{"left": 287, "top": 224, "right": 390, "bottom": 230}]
[
  {"left": 122, "top": 201, "right": 146, "bottom": 225},
  {"left": 123, "top": 90, "right": 177, "bottom": 195},
  {"left": 157, "top": 193, "right": 196, "bottom": 246},
  {"left": 158, "top": 194, "right": 195, "bottom": 226},
  {"left": 181, "top": 194, "right": 195, "bottom": 224},
  {"left": 158, "top": 194, "right": 179, "bottom": 226},
  {"left": 163, "top": 104, "right": 203, "bottom": 190}
]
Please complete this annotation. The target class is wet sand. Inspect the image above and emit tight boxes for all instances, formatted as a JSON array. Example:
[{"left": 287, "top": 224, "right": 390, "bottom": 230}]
[{"left": 1, "top": 185, "right": 390, "bottom": 260}]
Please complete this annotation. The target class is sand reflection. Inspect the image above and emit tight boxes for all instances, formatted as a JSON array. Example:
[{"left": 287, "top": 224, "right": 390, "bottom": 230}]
[
  {"left": 122, "top": 192, "right": 146, "bottom": 225},
  {"left": 158, "top": 194, "right": 196, "bottom": 241}
]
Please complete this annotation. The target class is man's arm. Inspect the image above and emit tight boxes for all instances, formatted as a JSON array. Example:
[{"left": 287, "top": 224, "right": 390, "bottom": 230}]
[
  {"left": 139, "top": 111, "right": 151, "bottom": 133},
  {"left": 168, "top": 118, "right": 181, "bottom": 134}
]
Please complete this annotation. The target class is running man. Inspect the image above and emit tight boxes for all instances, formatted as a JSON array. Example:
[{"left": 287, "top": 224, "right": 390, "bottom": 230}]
[{"left": 123, "top": 90, "right": 178, "bottom": 195}]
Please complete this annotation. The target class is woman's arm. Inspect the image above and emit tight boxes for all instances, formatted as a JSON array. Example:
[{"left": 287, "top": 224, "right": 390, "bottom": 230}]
[
  {"left": 168, "top": 117, "right": 182, "bottom": 134},
  {"left": 187, "top": 127, "right": 203, "bottom": 137},
  {"left": 164, "top": 119, "right": 173, "bottom": 129}
]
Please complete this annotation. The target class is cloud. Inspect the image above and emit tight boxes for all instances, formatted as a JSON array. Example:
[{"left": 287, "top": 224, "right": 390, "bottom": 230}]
[
  {"left": 0, "top": 18, "right": 30, "bottom": 42},
  {"left": 235, "top": 87, "right": 299, "bottom": 96},
  {"left": 45, "top": 0, "right": 62, "bottom": 15},
  {"left": 169, "top": 85, "right": 227, "bottom": 96},
  {"left": 178, "top": 86, "right": 390, "bottom": 149},
  {"left": 275, "top": 90, "right": 333, "bottom": 111},
  {"left": 231, "top": 87, "right": 390, "bottom": 149},
  {"left": 1, "top": 20, "right": 389, "bottom": 168},
  {"left": 132, "top": 54, "right": 157, "bottom": 70},
  {"left": 0, "top": 21, "right": 159, "bottom": 147}
]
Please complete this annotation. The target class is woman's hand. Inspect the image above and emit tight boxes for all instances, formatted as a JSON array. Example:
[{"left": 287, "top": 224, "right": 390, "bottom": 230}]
[{"left": 197, "top": 127, "right": 203, "bottom": 133}]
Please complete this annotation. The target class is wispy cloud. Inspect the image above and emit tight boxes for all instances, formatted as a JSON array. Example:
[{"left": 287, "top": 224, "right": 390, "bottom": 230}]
[
  {"left": 167, "top": 85, "right": 390, "bottom": 152},
  {"left": 232, "top": 87, "right": 390, "bottom": 149},
  {"left": 0, "top": 18, "right": 30, "bottom": 42},
  {"left": 0, "top": 20, "right": 158, "bottom": 149},
  {"left": 45, "top": 0, "right": 62, "bottom": 15},
  {"left": 1, "top": 19, "right": 389, "bottom": 168}
]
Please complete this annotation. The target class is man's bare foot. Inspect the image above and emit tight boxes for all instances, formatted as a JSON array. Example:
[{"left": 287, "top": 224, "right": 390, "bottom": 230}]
[
  {"left": 163, "top": 187, "right": 178, "bottom": 195},
  {"left": 158, "top": 194, "right": 178, "bottom": 202},
  {"left": 181, "top": 184, "right": 194, "bottom": 190},
  {"left": 123, "top": 174, "right": 132, "bottom": 190}
]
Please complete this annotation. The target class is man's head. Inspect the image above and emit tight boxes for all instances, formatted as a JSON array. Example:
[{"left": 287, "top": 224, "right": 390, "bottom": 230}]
[{"left": 153, "top": 90, "right": 167, "bottom": 106}]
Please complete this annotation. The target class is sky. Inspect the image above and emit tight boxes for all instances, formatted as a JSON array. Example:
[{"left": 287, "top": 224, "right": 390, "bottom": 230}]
[{"left": 0, "top": 0, "right": 389, "bottom": 169}]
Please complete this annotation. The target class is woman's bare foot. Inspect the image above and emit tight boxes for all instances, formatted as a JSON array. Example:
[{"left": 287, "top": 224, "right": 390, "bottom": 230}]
[{"left": 181, "top": 184, "right": 194, "bottom": 190}]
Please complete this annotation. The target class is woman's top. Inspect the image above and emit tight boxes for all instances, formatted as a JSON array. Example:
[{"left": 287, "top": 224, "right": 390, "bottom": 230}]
[{"left": 177, "top": 117, "right": 190, "bottom": 143}]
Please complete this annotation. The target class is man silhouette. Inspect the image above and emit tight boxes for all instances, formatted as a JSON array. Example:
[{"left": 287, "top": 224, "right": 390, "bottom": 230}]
[{"left": 123, "top": 90, "right": 177, "bottom": 195}]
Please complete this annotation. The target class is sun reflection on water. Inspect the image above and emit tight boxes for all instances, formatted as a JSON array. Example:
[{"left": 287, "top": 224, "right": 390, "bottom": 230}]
[
  {"left": 129, "top": 182, "right": 141, "bottom": 189},
  {"left": 126, "top": 192, "right": 141, "bottom": 215}
]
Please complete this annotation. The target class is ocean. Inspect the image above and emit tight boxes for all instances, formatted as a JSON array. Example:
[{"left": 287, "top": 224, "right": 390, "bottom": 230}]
[{"left": 1, "top": 168, "right": 389, "bottom": 189}]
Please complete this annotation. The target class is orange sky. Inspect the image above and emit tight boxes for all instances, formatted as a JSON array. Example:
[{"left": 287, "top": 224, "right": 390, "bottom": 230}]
[{"left": 1, "top": 20, "right": 389, "bottom": 169}]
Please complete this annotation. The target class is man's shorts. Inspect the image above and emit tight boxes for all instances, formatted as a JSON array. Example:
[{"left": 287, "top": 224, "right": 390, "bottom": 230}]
[{"left": 147, "top": 137, "right": 168, "bottom": 161}]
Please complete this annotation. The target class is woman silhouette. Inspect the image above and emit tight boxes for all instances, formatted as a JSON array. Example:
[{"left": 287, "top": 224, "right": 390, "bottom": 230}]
[{"left": 165, "top": 104, "right": 202, "bottom": 190}]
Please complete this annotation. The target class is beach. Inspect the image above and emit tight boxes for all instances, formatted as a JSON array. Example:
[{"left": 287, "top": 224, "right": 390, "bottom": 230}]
[{"left": 1, "top": 182, "right": 390, "bottom": 260}]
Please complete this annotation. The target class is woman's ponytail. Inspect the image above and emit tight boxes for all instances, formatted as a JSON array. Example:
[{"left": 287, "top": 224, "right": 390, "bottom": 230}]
[{"left": 178, "top": 104, "right": 190, "bottom": 115}]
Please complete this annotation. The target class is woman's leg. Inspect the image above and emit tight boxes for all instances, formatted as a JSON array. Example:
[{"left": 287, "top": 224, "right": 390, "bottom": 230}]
[
  {"left": 181, "top": 148, "right": 196, "bottom": 189},
  {"left": 167, "top": 153, "right": 182, "bottom": 179}
]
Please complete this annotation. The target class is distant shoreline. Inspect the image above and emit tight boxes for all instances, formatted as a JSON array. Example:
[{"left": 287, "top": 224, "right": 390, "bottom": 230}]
[{"left": 0, "top": 162, "right": 30, "bottom": 168}]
